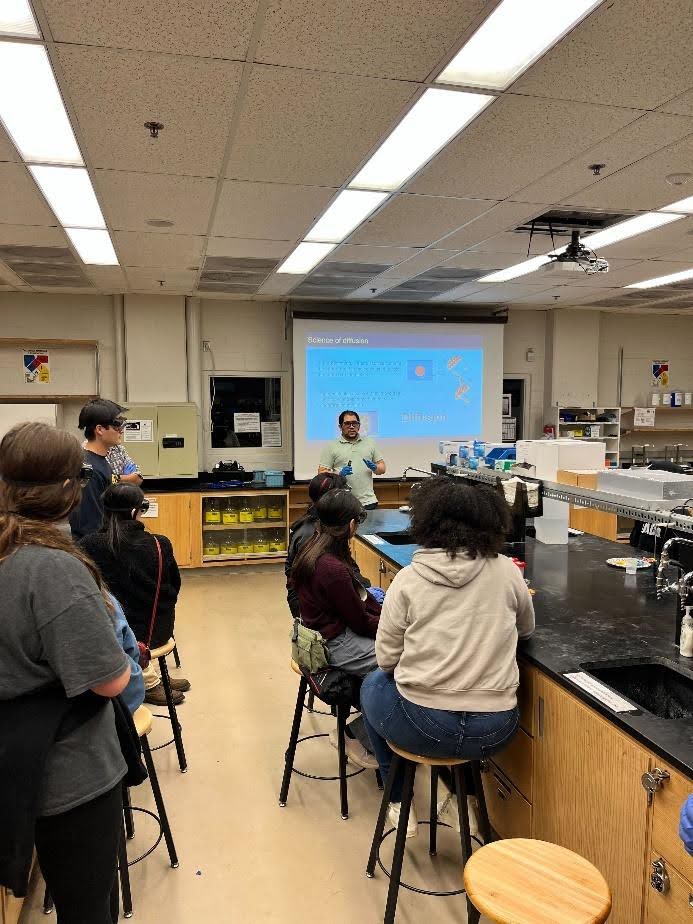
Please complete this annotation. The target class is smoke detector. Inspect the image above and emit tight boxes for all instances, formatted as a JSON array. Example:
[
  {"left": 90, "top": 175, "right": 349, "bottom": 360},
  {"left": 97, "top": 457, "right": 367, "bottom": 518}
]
[{"left": 665, "top": 173, "right": 692, "bottom": 187}]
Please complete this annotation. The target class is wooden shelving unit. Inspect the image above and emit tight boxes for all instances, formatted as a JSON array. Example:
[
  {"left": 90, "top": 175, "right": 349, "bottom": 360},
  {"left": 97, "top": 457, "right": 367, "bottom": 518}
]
[
  {"left": 200, "top": 489, "right": 289, "bottom": 566},
  {"left": 620, "top": 407, "right": 693, "bottom": 464},
  {"left": 555, "top": 407, "right": 621, "bottom": 466}
]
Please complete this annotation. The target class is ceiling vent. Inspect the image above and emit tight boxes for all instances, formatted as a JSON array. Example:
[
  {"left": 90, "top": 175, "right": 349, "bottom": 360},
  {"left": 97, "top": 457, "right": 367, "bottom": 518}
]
[
  {"left": 513, "top": 209, "right": 632, "bottom": 236},
  {"left": 197, "top": 255, "right": 280, "bottom": 294},
  {"left": 0, "top": 245, "right": 89, "bottom": 287}
]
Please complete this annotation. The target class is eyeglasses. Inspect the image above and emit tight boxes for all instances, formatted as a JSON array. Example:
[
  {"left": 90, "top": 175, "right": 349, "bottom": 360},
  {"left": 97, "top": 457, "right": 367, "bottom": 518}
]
[
  {"left": 109, "top": 418, "right": 126, "bottom": 431},
  {"left": 357, "top": 510, "right": 368, "bottom": 524},
  {"left": 342, "top": 420, "right": 360, "bottom": 428},
  {"left": 139, "top": 498, "right": 150, "bottom": 514}
]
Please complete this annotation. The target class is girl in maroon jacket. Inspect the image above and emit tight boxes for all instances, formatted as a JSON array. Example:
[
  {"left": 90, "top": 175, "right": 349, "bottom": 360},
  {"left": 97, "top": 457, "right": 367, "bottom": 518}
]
[{"left": 291, "top": 488, "right": 381, "bottom": 767}]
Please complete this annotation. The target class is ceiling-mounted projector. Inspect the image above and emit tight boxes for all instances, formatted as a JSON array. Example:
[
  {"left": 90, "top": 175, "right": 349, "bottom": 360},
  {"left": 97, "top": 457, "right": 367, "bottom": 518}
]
[{"left": 546, "top": 229, "right": 609, "bottom": 275}]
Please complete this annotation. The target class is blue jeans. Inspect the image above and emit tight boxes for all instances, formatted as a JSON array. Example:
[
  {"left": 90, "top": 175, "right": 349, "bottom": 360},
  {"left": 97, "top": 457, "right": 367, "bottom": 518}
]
[{"left": 360, "top": 669, "right": 519, "bottom": 802}]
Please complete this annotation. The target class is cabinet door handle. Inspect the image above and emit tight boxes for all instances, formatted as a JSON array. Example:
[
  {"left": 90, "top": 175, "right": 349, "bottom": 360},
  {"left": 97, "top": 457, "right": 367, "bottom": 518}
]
[
  {"left": 538, "top": 695, "right": 544, "bottom": 738},
  {"left": 493, "top": 773, "right": 511, "bottom": 802}
]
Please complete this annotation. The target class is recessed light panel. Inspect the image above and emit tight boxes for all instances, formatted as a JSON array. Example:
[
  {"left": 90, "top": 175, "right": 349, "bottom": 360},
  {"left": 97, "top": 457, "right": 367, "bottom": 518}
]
[
  {"left": 66, "top": 229, "right": 119, "bottom": 266},
  {"left": 437, "top": 0, "right": 603, "bottom": 91},
  {"left": 0, "top": 42, "right": 82, "bottom": 165},
  {"left": 626, "top": 267, "right": 693, "bottom": 290},
  {"left": 0, "top": 0, "right": 41, "bottom": 38},
  {"left": 29, "top": 165, "right": 106, "bottom": 229},
  {"left": 349, "top": 88, "right": 493, "bottom": 192},
  {"left": 478, "top": 255, "right": 553, "bottom": 283},
  {"left": 276, "top": 242, "right": 336, "bottom": 275},
  {"left": 582, "top": 212, "right": 683, "bottom": 249},
  {"left": 660, "top": 195, "right": 693, "bottom": 214},
  {"left": 305, "top": 190, "right": 388, "bottom": 243}
]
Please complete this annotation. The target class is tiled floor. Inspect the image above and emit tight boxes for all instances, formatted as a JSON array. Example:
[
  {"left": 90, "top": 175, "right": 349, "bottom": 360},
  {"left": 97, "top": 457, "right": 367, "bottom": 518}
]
[{"left": 22, "top": 567, "right": 490, "bottom": 923}]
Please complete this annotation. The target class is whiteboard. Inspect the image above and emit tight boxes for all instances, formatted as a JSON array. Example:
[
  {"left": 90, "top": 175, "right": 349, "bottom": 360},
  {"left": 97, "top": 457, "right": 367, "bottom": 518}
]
[{"left": 0, "top": 404, "right": 58, "bottom": 440}]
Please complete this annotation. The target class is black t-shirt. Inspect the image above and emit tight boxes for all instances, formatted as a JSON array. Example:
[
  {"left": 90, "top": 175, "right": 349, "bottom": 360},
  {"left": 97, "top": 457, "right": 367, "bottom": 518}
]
[{"left": 69, "top": 450, "right": 115, "bottom": 539}]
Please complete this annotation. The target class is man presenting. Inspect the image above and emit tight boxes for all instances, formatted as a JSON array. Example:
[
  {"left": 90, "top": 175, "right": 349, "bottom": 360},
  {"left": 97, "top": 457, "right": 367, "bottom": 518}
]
[
  {"left": 69, "top": 399, "right": 126, "bottom": 538},
  {"left": 318, "top": 410, "right": 386, "bottom": 509}
]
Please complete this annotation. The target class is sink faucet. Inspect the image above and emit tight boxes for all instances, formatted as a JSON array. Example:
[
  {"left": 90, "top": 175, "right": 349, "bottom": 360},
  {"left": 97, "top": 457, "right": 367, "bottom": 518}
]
[{"left": 656, "top": 537, "right": 693, "bottom": 599}]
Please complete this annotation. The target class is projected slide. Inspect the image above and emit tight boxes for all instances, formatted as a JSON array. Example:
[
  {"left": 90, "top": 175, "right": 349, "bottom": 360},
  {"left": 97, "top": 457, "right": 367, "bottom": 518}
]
[{"left": 306, "top": 332, "right": 483, "bottom": 440}]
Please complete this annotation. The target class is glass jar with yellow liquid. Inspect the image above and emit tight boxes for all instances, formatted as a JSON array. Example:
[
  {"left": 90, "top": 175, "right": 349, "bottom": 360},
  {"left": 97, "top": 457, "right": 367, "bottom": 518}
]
[
  {"left": 222, "top": 499, "right": 239, "bottom": 525},
  {"left": 221, "top": 534, "right": 239, "bottom": 555},
  {"left": 237, "top": 539, "right": 253, "bottom": 554},
  {"left": 253, "top": 498, "right": 267, "bottom": 521},
  {"left": 203, "top": 535, "right": 221, "bottom": 557},
  {"left": 204, "top": 498, "right": 221, "bottom": 524},
  {"left": 239, "top": 501, "right": 253, "bottom": 524},
  {"left": 253, "top": 535, "right": 270, "bottom": 554},
  {"left": 267, "top": 500, "right": 283, "bottom": 521},
  {"left": 269, "top": 530, "right": 286, "bottom": 553}
]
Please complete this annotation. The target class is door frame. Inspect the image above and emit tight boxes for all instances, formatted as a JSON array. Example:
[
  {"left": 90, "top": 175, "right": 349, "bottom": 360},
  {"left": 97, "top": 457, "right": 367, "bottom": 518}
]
[{"left": 502, "top": 372, "right": 532, "bottom": 440}]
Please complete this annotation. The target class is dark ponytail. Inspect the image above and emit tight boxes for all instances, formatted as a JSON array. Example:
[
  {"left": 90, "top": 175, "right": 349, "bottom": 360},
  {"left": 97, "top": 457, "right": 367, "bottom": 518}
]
[
  {"left": 291, "top": 488, "right": 364, "bottom": 587},
  {"left": 100, "top": 483, "right": 146, "bottom": 554}
]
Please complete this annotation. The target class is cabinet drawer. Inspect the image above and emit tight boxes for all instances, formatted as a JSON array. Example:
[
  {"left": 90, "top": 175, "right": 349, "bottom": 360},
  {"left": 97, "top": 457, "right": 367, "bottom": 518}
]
[
  {"left": 1, "top": 887, "right": 24, "bottom": 924},
  {"left": 481, "top": 762, "right": 532, "bottom": 840},
  {"left": 518, "top": 661, "right": 534, "bottom": 736},
  {"left": 652, "top": 762, "right": 693, "bottom": 886},
  {"left": 645, "top": 852, "right": 693, "bottom": 924},
  {"left": 491, "top": 727, "right": 533, "bottom": 802}
]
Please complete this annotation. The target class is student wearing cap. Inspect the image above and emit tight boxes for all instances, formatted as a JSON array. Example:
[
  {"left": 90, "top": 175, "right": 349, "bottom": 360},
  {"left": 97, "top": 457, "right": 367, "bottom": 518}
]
[{"left": 69, "top": 400, "right": 125, "bottom": 539}]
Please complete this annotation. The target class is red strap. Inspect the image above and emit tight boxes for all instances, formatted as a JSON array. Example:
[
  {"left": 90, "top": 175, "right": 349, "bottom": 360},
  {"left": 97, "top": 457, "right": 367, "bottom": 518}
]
[{"left": 146, "top": 537, "right": 163, "bottom": 649}]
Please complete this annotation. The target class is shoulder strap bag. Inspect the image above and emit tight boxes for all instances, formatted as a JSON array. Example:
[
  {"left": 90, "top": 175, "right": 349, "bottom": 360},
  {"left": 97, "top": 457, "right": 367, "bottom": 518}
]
[{"left": 137, "top": 536, "right": 162, "bottom": 670}]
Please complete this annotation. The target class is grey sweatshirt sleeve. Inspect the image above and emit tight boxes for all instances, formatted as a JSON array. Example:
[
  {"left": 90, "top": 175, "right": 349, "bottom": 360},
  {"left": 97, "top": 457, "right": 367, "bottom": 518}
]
[
  {"left": 375, "top": 572, "right": 408, "bottom": 671},
  {"left": 511, "top": 565, "right": 535, "bottom": 639}
]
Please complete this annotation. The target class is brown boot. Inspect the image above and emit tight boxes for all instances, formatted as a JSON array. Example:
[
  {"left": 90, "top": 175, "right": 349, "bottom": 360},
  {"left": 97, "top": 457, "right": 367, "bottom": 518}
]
[
  {"left": 145, "top": 682, "right": 184, "bottom": 706},
  {"left": 169, "top": 677, "right": 191, "bottom": 692}
]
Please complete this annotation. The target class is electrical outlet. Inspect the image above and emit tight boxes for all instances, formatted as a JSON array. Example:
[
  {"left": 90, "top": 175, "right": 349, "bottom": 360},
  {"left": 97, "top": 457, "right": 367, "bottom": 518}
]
[{"left": 202, "top": 340, "right": 212, "bottom": 352}]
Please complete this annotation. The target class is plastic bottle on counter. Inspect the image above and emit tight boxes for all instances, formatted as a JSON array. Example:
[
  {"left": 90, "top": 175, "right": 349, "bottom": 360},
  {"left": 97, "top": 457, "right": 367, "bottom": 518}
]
[{"left": 681, "top": 607, "right": 693, "bottom": 658}]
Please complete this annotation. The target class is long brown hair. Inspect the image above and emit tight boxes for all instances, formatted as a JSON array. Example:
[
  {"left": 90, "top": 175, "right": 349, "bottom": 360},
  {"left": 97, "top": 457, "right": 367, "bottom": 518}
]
[
  {"left": 0, "top": 422, "right": 111, "bottom": 602},
  {"left": 291, "top": 488, "right": 364, "bottom": 587}
]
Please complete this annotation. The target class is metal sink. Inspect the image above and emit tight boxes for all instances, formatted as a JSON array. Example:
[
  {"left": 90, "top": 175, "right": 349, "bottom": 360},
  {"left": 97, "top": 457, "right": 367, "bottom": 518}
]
[
  {"left": 583, "top": 658, "right": 693, "bottom": 720},
  {"left": 375, "top": 531, "right": 414, "bottom": 546}
]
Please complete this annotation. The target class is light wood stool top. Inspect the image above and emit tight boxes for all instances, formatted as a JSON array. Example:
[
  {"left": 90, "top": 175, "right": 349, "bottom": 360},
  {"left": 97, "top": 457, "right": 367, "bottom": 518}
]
[
  {"left": 133, "top": 705, "right": 153, "bottom": 738},
  {"left": 463, "top": 838, "right": 612, "bottom": 924},
  {"left": 150, "top": 637, "right": 176, "bottom": 659},
  {"left": 387, "top": 741, "right": 469, "bottom": 768}
]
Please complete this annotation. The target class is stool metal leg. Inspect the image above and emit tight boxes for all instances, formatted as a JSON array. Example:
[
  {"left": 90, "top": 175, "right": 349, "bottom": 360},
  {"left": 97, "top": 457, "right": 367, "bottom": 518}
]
[
  {"left": 429, "top": 766, "right": 438, "bottom": 856},
  {"left": 336, "top": 702, "right": 350, "bottom": 820},
  {"left": 142, "top": 736, "right": 179, "bottom": 868},
  {"left": 118, "top": 811, "right": 133, "bottom": 918},
  {"left": 159, "top": 655, "right": 187, "bottom": 773},
  {"left": 453, "top": 765, "right": 480, "bottom": 924},
  {"left": 123, "top": 783, "right": 135, "bottom": 839},
  {"left": 172, "top": 643, "right": 181, "bottom": 668},
  {"left": 279, "top": 675, "right": 307, "bottom": 807},
  {"left": 366, "top": 753, "right": 400, "bottom": 877},
  {"left": 375, "top": 768, "right": 383, "bottom": 790},
  {"left": 307, "top": 689, "right": 315, "bottom": 712},
  {"left": 384, "top": 760, "right": 416, "bottom": 924},
  {"left": 471, "top": 760, "right": 493, "bottom": 844}
]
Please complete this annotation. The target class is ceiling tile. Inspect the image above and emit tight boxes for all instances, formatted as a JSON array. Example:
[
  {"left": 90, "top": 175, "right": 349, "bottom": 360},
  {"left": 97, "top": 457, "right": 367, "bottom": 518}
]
[
  {"left": 466, "top": 230, "right": 571, "bottom": 256},
  {"left": 383, "top": 249, "right": 459, "bottom": 277},
  {"left": 439, "top": 203, "right": 548, "bottom": 252},
  {"left": 459, "top": 282, "right": 557, "bottom": 303},
  {"left": 330, "top": 244, "right": 421, "bottom": 264},
  {"left": 0, "top": 225, "right": 67, "bottom": 247},
  {"left": 85, "top": 266, "right": 128, "bottom": 291},
  {"left": 257, "top": 273, "right": 304, "bottom": 296},
  {"left": 0, "top": 164, "right": 58, "bottom": 226},
  {"left": 348, "top": 194, "right": 496, "bottom": 247},
  {"left": 206, "top": 238, "right": 292, "bottom": 259},
  {"left": 442, "top": 251, "right": 527, "bottom": 271},
  {"left": 430, "top": 281, "right": 485, "bottom": 302},
  {"left": 347, "top": 277, "right": 409, "bottom": 299},
  {"left": 0, "top": 124, "right": 17, "bottom": 163},
  {"left": 44, "top": 0, "right": 260, "bottom": 58},
  {"left": 113, "top": 231, "right": 205, "bottom": 268},
  {"left": 226, "top": 65, "right": 416, "bottom": 186},
  {"left": 407, "top": 95, "right": 642, "bottom": 200},
  {"left": 256, "top": 0, "right": 487, "bottom": 81},
  {"left": 583, "top": 216, "right": 693, "bottom": 259},
  {"left": 512, "top": 112, "right": 693, "bottom": 206},
  {"left": 659, "top": 88, "right": 693, "bottom": 117},
  {"left": 213, "top": 181, "right": 336, "bottom": 240},
  {"left": 125, "top": 266, "right": 196, "bottom": 291},
  {"left": 57, "top": 46, "right": 243, "bottom": 176},
  {"left": 511, "top": 0, "right": 693, "bottom": 110},
  {"left": 95, "top": 171, "right": 217, "bottom": 234}
]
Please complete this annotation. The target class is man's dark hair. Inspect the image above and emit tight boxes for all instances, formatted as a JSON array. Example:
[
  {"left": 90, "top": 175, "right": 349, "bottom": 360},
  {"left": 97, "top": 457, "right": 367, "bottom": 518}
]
[
  {"left": 409, "top": 477, "right": 511, "bottom": 559},
  {"left": 338, "top": 410, "right": 360, "bottom": 427},
  {"left": 78, "top": 399, "right": 127, "bottom": 440}
]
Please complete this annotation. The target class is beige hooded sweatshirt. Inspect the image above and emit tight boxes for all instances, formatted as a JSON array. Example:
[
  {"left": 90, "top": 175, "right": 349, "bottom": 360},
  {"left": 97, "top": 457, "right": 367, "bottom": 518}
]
[{"left": 375, "top": 549, "right": 535, "bottom": 712}]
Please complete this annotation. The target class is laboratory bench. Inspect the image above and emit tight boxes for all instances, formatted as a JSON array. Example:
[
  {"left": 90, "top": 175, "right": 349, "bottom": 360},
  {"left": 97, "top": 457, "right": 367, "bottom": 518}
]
[{"left": 354, "top": 510, "right": 693, "bottom": 924}]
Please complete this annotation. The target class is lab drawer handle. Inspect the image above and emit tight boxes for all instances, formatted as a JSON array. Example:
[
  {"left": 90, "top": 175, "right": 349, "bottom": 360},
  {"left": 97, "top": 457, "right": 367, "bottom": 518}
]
[
  {"left": 641, "top": 768, "right": 670, "bottom": 805},
  {"left": 650, "top": 857, "right": 670, "bottom": 895}
]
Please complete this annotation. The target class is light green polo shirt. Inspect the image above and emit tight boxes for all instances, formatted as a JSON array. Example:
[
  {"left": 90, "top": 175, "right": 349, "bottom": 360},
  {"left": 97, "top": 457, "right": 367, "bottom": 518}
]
[{"left": 319, "top": 435, "right": 382, "bottom": 506}]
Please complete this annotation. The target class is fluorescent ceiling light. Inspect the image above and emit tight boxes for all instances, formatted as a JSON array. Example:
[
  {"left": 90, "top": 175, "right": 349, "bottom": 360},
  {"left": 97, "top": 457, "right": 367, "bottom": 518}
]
[
  {"left": 478, "top": 255, "right": 553, "bottom": 283},
  {"left": 349, "top": 88, "right": 493, "bottom": 192},
  {"left": 0, "top": 42, "right": 82, "bottom": 164},
  {"left": 437, "top": 0, "right": 602, "bottom": 91},
  {"left": 660, "top": 195, "right": 693, "bottom": 214},
  {"left": 0, "top": 0, "right": 41, "bottom": 38},
  {"left": 582, "top": 211, "right": 683, "bottom": 249},
  {"left": 276, "top": 242, "right": 336, "bottom": 275},
  {"left": 305, "top": 190, "right": 388, "bottom": 243},
  {"left": 626, "top": 267, "right": 693, "bottom": 290},
  {"left": 29, "top": 165, "right": 106, "bottom": 229},
  {"left": 66, "top": 229, "right": 119, "bottom": 266}
]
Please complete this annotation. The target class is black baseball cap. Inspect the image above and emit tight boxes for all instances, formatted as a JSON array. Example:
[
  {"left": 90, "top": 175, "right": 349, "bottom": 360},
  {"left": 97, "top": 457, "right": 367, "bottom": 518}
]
[{"left": 78, "top": 398, "right": 128, "bottom": 431}]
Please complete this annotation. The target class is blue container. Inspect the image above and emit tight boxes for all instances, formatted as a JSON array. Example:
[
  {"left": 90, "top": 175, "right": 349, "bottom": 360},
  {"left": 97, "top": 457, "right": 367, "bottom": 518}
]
[
  {"left": 264, "top": 470, "right": 285, "bottom": 488},
  {"left": 253, "top": 470, "right": 266, "bottom": 483},
  {"left": 485, "top": 447, "right": 516, "bottom": 464}
]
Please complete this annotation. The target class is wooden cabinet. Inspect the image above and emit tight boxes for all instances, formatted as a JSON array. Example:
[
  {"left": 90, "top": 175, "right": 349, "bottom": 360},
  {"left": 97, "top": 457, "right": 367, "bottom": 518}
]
[
  {"left": 493, "top": 727, "right": 533, "bottom": 802},
  {"left": 143, "top": 492, "right": 195, "bottom": 567},
  {"left": 481, "top": 763, "right": 532, "bottom": 840},
  {"left": 352, "top": 539, "right": 384, "bottom": 588},
  {"left": 645, "top": 852, "right": 693, "bottom": 924},
  {"left": 380, "top": 562, "right": 399, "bottom": 590},
  {"left": 533, "top": 674, "right": 651, "bottom": 924},
  {"left": 650, "top": 760, "right": 693, "bottom": 886},
  {"left": 1, "top": 887, "right": 24, "bottom": 924}
]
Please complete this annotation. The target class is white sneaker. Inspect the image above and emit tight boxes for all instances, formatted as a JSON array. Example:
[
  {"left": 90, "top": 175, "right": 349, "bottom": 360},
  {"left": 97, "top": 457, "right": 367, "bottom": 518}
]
[
  {"left": 328, "top": 729, "right": 379, "bottom": 770},
  {"left": 388, "top": 801, "right": 418, "bottom": 838},
  {"left": 437, "top": 793, "right": 480, "bottom": 839}
]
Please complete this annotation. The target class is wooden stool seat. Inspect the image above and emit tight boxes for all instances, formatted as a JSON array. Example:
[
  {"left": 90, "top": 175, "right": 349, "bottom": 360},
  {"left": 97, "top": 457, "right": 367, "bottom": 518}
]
[
  {"left": 133, "top": 705, "right": 153, "bottom": 738},
  {"left": 463, "top": 839, "right": 612, "bottom": 924},
  {"left": 150, "top": 637, "right": 176, "bottom": 659},
  {"left": 387, "top": 741, "right": 470, "bottom": 767}
]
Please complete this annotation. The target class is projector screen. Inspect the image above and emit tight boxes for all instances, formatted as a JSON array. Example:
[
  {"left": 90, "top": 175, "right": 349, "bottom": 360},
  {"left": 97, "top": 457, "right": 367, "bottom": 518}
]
[{"left": 293, "top": 318, "right": 504, "bottom": 480}]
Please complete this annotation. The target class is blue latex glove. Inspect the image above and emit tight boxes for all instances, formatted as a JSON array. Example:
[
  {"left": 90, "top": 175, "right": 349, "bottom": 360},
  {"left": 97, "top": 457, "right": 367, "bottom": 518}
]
[
  {"left": 339, "top": 464, "right": 353, "bottom": 476},
  {"left": 363, "top": 458, "right": 378, "bottom": 472},
  {"left": 367, "top": 586, "right": 385, "bottom": 604},
  {"left": 123, "top": 461, "right": 138, "bottom": 475},
  {"left": 680, "top": 795, "right": 693, "bottom": 854}
]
